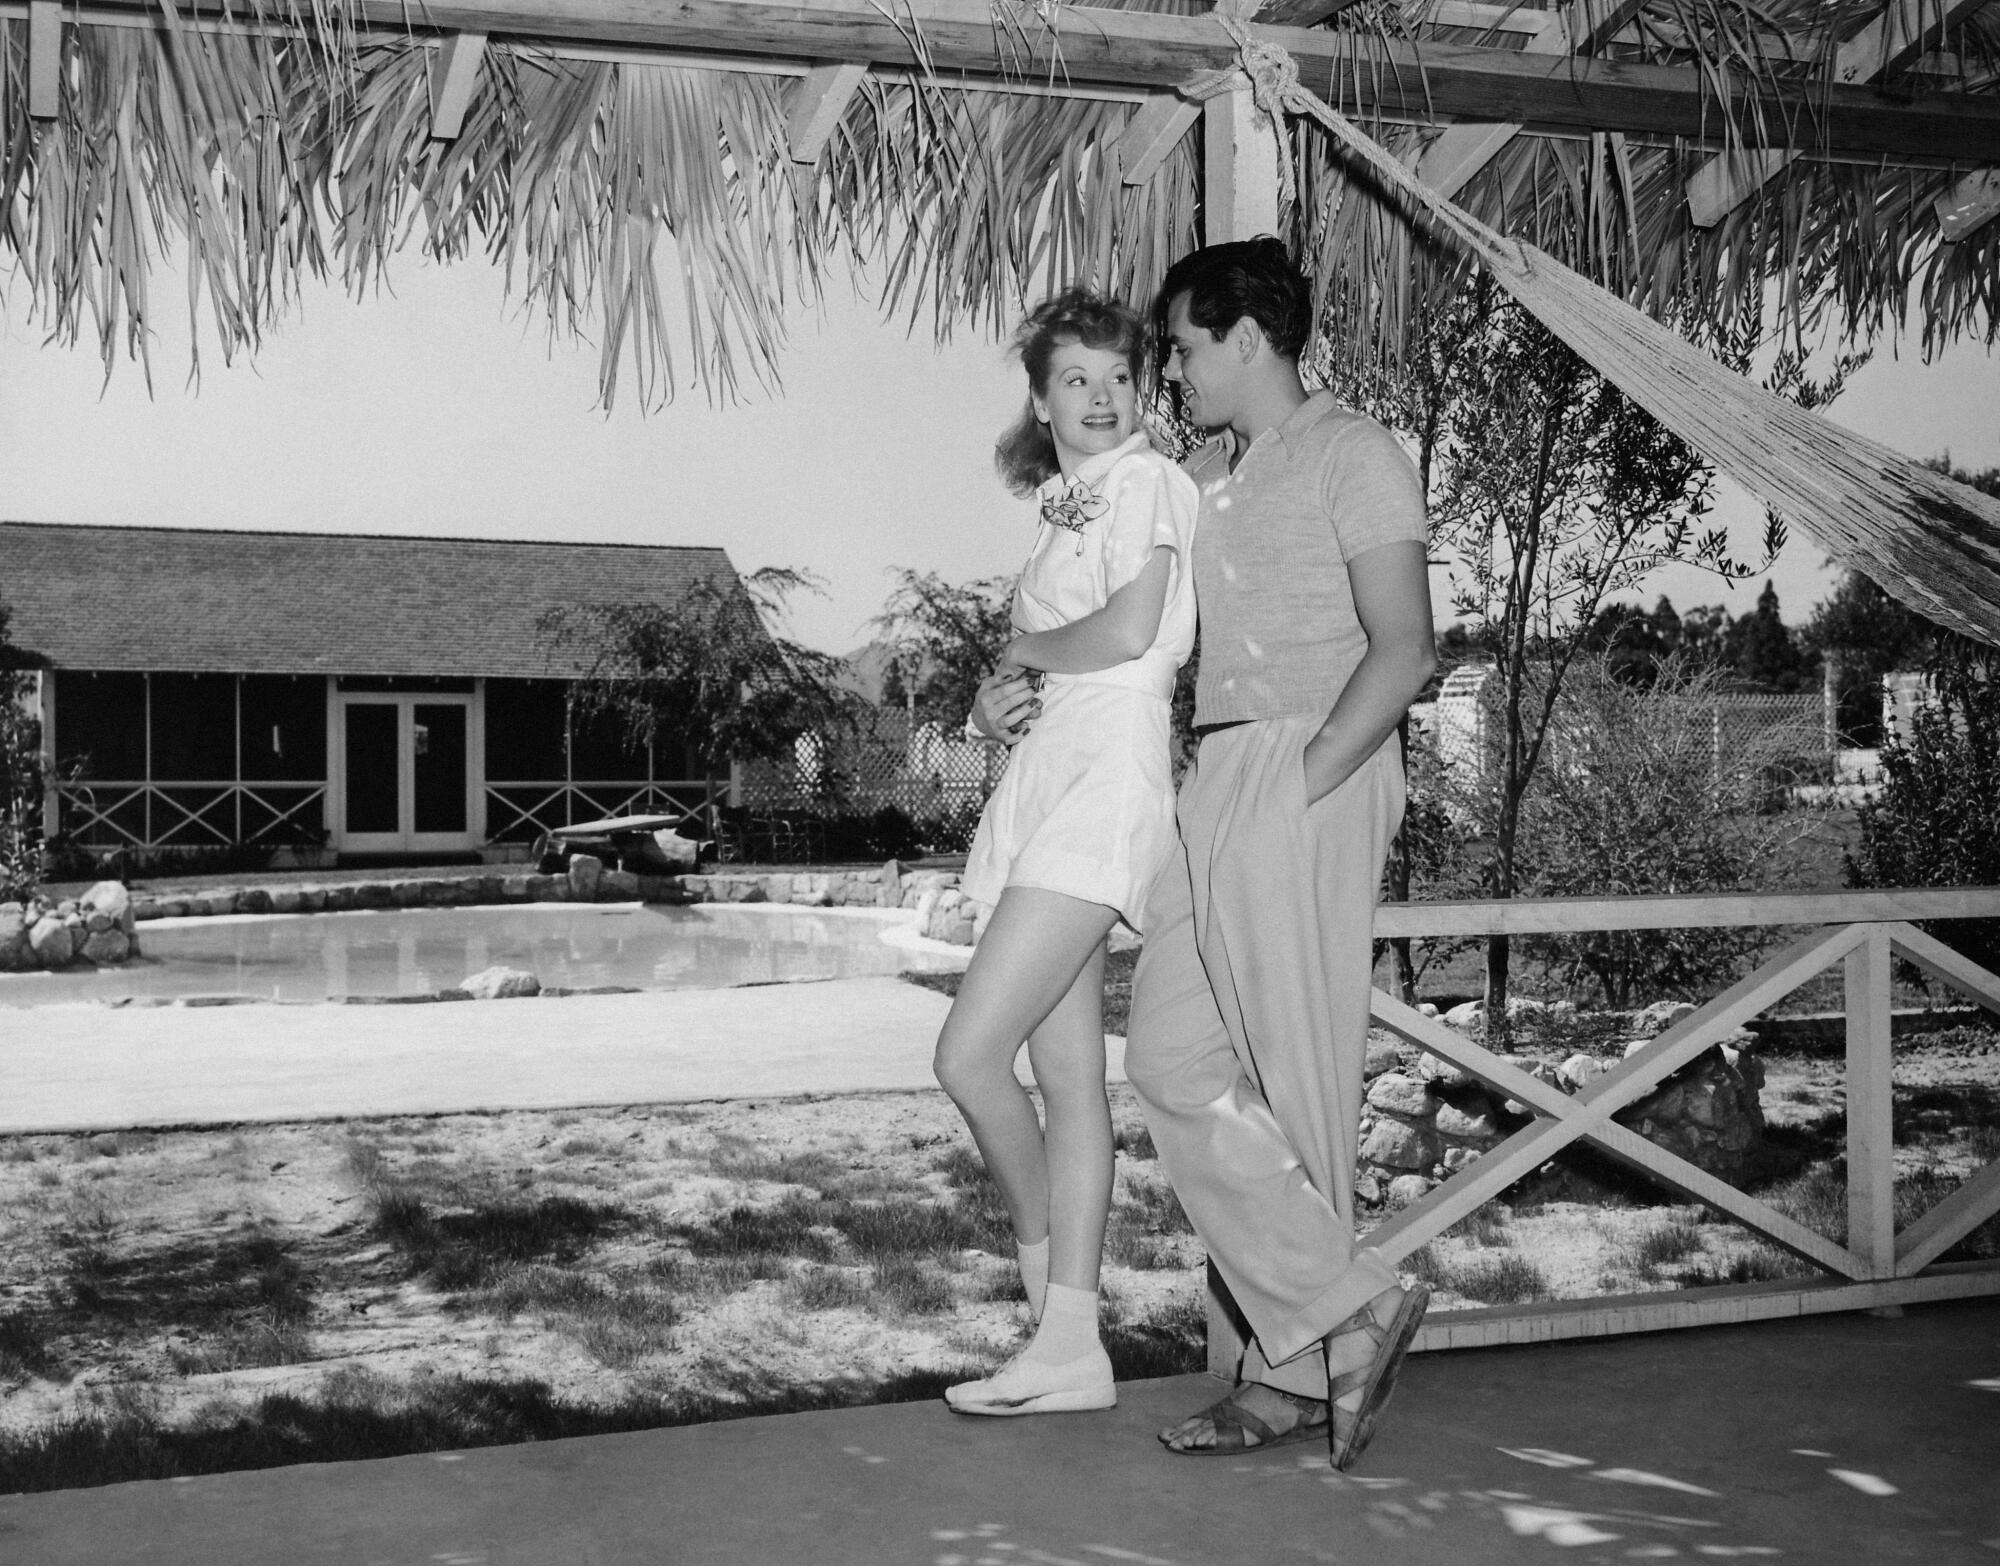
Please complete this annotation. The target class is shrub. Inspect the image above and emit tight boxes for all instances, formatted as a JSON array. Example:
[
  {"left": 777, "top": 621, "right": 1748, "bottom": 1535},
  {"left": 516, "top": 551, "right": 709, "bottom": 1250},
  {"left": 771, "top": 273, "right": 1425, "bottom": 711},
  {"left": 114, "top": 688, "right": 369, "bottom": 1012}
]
[{"left": 1847, "top": 646, "right": 2000, "bottom": 975}]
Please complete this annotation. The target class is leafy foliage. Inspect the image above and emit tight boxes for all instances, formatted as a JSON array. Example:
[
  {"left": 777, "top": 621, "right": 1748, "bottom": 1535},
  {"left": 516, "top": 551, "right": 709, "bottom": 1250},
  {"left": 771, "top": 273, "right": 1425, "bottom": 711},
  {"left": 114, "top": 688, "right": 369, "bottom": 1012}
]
[
  {"left": 1350, "top": 280, "right": 1766, "bottom": 1023},
  {"left": 1510, "top": 659, "right": 1818, "bottom": 1007},
  {"left": 537, "top": 568, "right": 861, "bottom": 785},
  {"left": 0, "top": 606, "right": 49, "bottom": 901},
  {"left": 869, "top": 570, "right": 1017, "bottom": 729},
  {"left": 1847, "top": 642, "right": 2000, "bottom": 975}
]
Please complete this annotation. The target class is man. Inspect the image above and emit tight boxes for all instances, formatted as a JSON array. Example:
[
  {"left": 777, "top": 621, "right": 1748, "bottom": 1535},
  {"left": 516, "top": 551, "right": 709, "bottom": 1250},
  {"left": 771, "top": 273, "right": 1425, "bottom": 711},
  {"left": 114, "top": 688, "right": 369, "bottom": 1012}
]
[{"left": 1126, "top": 238, "right": 1437, "bottom": 1467}]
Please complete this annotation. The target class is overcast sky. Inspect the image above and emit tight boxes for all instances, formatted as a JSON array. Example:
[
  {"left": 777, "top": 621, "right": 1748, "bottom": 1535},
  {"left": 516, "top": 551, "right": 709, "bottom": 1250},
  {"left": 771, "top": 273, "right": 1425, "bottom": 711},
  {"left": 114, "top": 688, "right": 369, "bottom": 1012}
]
[{"left": 3, "top": 254, "right": 1995, "bottom": 653}]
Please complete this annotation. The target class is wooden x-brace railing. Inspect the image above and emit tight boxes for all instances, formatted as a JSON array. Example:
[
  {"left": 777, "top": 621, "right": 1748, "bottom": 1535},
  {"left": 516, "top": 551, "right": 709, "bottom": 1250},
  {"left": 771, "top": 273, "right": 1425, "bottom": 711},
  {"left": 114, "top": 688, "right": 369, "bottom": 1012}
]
[{"left": 1200, "top": 888, "right": 2000, "bottom": 1369}]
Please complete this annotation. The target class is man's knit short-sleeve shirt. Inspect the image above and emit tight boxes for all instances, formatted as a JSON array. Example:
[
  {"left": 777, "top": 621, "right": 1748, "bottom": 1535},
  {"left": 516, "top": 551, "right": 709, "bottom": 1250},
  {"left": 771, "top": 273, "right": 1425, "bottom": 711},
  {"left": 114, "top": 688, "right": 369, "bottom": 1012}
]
[{"left": 1187, "top": 391, "right": 1428, "bottom": 727}]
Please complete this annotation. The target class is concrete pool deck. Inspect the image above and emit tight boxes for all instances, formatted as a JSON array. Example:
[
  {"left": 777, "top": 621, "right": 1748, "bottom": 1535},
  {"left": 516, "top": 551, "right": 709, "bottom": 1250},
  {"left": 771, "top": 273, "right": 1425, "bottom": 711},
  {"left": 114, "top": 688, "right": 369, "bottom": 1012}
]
[
  {"left": 3, "top": 1301, "right": 1996, "bottom": 1564},
  {"left": 0, "top": 977, "right": 1128, "bottom": 1135}
]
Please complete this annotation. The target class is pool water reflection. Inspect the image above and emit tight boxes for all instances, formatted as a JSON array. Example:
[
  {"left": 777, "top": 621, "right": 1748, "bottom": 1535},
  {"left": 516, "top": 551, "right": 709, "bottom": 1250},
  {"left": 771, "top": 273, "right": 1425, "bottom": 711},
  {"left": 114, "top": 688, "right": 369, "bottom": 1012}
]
[{"left": 0, "top": 904, "right": 960, "bottom": 1007}]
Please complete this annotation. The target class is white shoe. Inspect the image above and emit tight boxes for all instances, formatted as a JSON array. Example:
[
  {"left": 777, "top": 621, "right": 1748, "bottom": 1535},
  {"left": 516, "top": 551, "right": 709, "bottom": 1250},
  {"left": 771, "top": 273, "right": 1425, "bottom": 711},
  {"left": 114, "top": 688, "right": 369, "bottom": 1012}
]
[{"left": 945, "top": 1344, "right": 1116, "bottom": 1417}]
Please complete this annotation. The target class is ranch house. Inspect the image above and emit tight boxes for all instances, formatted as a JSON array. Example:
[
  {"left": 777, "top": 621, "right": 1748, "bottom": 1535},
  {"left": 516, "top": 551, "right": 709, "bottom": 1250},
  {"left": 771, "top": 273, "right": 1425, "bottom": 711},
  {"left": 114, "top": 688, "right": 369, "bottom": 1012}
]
[{"left": 0, "top": 521, "right": 743, "bottom": 862}]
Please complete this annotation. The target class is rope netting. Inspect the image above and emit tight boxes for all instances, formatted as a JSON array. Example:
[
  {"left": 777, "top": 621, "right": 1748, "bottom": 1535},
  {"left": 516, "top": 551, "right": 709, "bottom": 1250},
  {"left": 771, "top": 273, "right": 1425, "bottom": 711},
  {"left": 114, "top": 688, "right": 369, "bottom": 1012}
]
[{"left": 1187, "top": 1, "right": 2000, "bottom": 645}]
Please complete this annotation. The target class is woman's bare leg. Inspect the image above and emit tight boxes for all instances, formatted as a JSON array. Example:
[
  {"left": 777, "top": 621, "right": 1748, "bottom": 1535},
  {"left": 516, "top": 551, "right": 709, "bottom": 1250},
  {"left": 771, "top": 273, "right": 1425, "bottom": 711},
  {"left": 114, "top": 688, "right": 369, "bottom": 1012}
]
[
  {"left": 933, "top": 887, "right": 1118, "bottom": 1258},
  {"left": 1025, "top": 942, "right": 1111, "bottom": 1292}
]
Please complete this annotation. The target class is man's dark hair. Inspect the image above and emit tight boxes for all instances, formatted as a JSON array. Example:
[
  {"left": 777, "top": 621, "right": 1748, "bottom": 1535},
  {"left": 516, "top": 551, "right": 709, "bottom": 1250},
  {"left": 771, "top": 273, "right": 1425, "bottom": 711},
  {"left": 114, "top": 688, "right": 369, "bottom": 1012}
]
[{"left": 1156, "top": 237, "right": 1313, "bottom": 362}]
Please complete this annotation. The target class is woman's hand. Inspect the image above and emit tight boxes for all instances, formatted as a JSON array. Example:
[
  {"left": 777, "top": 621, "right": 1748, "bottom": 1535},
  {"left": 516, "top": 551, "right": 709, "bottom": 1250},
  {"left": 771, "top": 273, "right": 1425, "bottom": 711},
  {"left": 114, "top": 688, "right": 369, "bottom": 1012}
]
[{"left": 971, "top": 664, "right": 1042, "bottom": 745}]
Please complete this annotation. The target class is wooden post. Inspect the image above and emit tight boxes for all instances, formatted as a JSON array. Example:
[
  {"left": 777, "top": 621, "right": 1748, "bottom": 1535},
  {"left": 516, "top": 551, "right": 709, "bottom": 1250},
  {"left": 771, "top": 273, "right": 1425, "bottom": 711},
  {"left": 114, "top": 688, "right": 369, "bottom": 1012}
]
[
  {"left": 1201, "top": 87, "right": 1281, "bottom": 244},
  {"left": 1845, "top": 924, "right": 1895, "bottom": 1278},
  {"left": 28, "top": 0, "right": 61, "bottom": 120},
  {"left": 428, "top": 32, "right": 488, "bottom": 142},
  {"left": 36, "top": 672, "right": 57, "bottom": 843}
]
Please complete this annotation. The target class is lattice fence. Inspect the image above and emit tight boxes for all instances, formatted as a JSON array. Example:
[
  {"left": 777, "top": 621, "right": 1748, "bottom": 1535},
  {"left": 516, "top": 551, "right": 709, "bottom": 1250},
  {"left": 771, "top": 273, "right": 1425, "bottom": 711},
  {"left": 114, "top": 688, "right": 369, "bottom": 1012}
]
[{"left": 738, "top": 707, "right": 1008, "bottom": 823}]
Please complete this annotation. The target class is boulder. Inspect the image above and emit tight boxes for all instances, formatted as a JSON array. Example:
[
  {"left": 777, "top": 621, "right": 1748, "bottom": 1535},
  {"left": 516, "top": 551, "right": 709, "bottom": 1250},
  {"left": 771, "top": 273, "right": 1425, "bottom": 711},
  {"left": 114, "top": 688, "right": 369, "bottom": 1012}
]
[
  {"left": 880, "top": 859, "right": 903, "bottom": 905},
  {"left": 1353, "top": 1170, "right": 1383, "bottom": 1207},
  {"left": 197, "top": 892, "right": 239, "bottom": 917},
  {"left": 85, "top": 911, "right": 114, "bottom": 934},
  {"left": 1417, "top": 1002, "right": 1440, "bottom": 1019},
  {"left": 650, "top": 828, "right": 701, "bottom": 871},
  {"left": 501, "top": 875, "right": 534, "bottom": 902},
  {"left": 601, "top": 869, "right": 641, "bottom": 900},
  {"left": 29, "top": 916, "right": 76, "bottom": 969},
  {"left": 0, "top": 908, "right": 32, "bottom": 972},
  {"left": 1417, "top": 1051, "right": 1474, "bottom": 1090},
  {"left": 270, "top": 889, "right": 304, "bottom": 915},
  {"left": 1442, "top": 1000, "right": 1483, "bottom": 1031},
  {"left": 1359, "top": 1117, "right": 1437, "bottom": 1172},
  {"left": 1434, "top": 1101, "right": 1498, "bottom": 1142},
  {"left": 82, "top": 880, "right": 131, "bottom": 922},
  {"left": 1366, "top": 1072, "right": 1432, "bottom": 1118},
  {"left": 389, "top": 881, "right": 427, "bottom": 907},
  {"left": 1558, "top": 1053, "right": 1606, "bottom": 1091},
  {"left": 80, "top": 929, "right": 131, "bottom": 965},
  {"left": 237, "top": 888, "right": 274, "bottom": 914},
  {"left": 1386, "top": 1174, "right": 1433, "bottom": 1207},
  {"left": 1363, "top": 1039, "right": 1402, "bottom": 1080},
  {"left": 460, "top": 965, "right": 542, "bottom": 1000},
  {"left": 1442, "top": 1146, "right": 1479, "bottom": 1174},
  {"left": 1635, "top": 999, "right": 1696, "bottom": 1036}
]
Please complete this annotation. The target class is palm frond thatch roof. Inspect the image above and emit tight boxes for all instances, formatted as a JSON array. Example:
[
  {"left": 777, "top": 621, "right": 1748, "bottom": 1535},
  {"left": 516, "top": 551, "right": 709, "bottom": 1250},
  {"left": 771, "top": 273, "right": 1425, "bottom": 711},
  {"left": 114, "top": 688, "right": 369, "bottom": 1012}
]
[{"left": 2, "top": 0, "right": 1993, "bottom": 410}]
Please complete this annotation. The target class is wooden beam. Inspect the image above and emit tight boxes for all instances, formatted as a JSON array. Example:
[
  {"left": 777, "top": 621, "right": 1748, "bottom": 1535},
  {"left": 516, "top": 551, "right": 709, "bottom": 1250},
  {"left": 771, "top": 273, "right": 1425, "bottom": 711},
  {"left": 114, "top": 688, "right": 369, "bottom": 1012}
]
[
  {"left": 428, "top": 30, "right": 487, "bottom": 141},
  {"left": 1415, "top": 0, "right": 1644, "bottom": 199},
  {"left": 1410, "top": 1261, "right": 2000, "bottom": 1353},
  {"left": 1845, "top": 928, "right": 1896, "bottom": 1278},
  {"left": 61, "top": 0, "right": 2000, "bottom": 165},
  {"left": 28, "top": 0, "right": 60, "bottom": 119},
  {"left": 1254, "top": 0, "right": 1367, "bottom": 29},
  {"left": 1938, "top": 168, "right": 2000, "bottom": 242},
  {"left": 1687, "top": 0, "right": 1987, "bottom": 225},
  {"left": 1116, "top": 92, "right": 1200, "bottom": 186},
  {"left": 787, "top": 60, "right": 866, "bottom": 164},
  {"left": 1203, "top": 85, "right": 1282, "bottom": 242},
  {"left": 1373, "top": 886, "right": 2000, "bottom": 940},
  {"left": 1896, "top": 1159, "right": 2000, "bottom": 1274}
]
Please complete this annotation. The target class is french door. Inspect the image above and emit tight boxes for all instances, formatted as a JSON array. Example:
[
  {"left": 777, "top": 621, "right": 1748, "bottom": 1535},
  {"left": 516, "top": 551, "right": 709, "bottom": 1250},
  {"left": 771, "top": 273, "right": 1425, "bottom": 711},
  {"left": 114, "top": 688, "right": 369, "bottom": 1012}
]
[{"left": 336, "top": 696, "right": 474, "bottom": 853}]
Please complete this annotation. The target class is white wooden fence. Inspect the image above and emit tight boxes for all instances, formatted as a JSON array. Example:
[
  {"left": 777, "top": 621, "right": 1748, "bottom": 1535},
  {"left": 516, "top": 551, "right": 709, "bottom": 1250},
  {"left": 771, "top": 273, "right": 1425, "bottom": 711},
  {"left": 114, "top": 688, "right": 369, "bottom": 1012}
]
[{"left": 1206, "top": 888, "right": 2000, "bottom": 1369}]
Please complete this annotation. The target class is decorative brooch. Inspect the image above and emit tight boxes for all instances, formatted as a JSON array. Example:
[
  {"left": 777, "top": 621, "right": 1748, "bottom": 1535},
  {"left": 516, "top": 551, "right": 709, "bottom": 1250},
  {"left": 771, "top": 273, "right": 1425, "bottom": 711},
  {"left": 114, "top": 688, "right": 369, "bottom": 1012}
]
[{"left": 1040, "top": 479, "right": 1109, "bottom": 556}]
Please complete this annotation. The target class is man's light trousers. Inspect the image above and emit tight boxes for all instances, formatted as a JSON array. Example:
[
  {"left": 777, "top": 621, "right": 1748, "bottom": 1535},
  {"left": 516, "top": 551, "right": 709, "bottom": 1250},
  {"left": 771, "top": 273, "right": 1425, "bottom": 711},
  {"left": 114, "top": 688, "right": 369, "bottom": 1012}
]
[{"left": 1126, "top": 714, "right": 1404, "bottom": 1399}]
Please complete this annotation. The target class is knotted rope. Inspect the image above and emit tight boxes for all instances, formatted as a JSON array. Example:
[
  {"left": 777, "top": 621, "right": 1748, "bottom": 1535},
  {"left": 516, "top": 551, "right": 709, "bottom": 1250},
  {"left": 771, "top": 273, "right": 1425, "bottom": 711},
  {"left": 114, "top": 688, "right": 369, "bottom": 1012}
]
[{"left": 1176, "top": 0, "right": 2000, "bottom": 645}]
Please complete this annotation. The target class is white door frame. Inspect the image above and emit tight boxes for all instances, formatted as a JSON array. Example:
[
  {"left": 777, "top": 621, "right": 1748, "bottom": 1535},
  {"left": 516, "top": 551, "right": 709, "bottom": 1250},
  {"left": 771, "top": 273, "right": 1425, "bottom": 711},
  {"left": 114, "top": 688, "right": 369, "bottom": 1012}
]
[{"left": 330, "top": 692, "right": 477, "bottom": 853}]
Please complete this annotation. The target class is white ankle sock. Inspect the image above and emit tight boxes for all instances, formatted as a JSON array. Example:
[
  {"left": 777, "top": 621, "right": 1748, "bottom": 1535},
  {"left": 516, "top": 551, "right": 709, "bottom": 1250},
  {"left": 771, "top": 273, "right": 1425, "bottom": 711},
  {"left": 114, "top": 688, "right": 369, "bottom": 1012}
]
[
  {"left": 1022, "top": 1281, "right": 1101, "bottom": 1366},
  {"left": 1016, "top": 1237, "right": 1049, "bottom": 1320}
]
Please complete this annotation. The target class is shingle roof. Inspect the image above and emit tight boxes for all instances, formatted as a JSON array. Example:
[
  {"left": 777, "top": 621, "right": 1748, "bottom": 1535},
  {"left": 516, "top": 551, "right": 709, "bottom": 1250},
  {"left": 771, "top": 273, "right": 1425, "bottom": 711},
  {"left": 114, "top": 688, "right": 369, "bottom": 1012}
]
[{"left": 0, "top": 522, "right": 743, "bottom": 678}]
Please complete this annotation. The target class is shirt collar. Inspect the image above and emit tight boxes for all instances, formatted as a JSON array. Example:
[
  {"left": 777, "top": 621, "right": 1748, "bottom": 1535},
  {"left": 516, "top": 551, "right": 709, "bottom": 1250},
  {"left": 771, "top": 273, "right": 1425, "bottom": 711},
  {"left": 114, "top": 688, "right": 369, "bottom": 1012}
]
[
  {"left": 1061, "top": 431, "right": 1153, "bottom": 489},
  {"left": 1218, "top": 389, "right": 1338, "bottom": 469}
]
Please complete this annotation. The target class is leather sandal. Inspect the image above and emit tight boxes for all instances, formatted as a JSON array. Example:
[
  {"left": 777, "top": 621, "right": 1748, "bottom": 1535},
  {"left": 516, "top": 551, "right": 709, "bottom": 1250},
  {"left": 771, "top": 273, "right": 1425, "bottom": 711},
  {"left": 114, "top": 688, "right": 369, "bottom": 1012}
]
[
  {"left": 1160, "top": 1384, "right": 1328, "bottom": 1455},
  {"left": 1324, "top": 1283, "right": 1430, "bottom": 1471}
]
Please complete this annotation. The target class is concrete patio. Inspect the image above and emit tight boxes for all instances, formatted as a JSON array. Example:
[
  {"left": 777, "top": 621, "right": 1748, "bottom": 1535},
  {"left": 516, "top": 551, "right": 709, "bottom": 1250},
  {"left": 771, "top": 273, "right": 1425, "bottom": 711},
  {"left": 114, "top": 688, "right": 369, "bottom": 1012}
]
[{"left": 2, "top": 1300, "right": 1995, "bottom": 1565}]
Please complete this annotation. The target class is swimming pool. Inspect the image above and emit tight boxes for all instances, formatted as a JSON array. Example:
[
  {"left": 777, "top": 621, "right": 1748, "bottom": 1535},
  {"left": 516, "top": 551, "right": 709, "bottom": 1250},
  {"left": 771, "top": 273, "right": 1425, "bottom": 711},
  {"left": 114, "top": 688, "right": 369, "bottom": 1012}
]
[{"left": 0, "top": 903, "right": 966, "bottom": 1008}]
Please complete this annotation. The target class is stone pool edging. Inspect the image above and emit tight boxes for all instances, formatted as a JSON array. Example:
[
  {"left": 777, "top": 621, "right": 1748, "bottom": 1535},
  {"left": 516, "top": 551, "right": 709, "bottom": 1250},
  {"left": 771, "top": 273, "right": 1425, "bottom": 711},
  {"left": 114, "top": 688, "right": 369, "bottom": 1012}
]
[
  {"left": 121, "top": 857, "right": 989, "bottom": 946},
  {"left": 1, "top": 881, "right": 142, "bottom": 972}
]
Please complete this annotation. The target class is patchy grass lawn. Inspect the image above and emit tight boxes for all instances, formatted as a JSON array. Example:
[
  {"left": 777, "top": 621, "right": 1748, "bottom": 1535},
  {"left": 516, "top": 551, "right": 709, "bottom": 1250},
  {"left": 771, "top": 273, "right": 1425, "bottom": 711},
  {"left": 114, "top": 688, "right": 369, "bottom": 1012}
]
[
  {"left": 3, "top": 1021, "right": 1996, "bottom": 1497},
  {"left": 0, "top": 1087, "right": 1200, "bottom": 1495}
]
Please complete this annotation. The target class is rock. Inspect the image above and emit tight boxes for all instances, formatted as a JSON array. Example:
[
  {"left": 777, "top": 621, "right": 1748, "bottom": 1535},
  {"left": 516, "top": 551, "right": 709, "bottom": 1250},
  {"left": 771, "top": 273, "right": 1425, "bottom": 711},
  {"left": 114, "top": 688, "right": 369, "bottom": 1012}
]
[
  {"left": 650, "top": 828, "right": 701, "bottom": 871},
  {"left": 1353, "top": 1170, "right": 1383, "bottom": 1206},
  {"left": 501, "top": 874, "right": 533, "bottom": 901},
  {"left": 270, "top": 889, "right": 304, "bottom": 914},
  {"left": 1417, "top": 1002, "right": 1440, "bottom": 1019},
  {"left": 1635, "top": 999, "right": 1696, "bottom": 1036},
  {"left": 1434, "top": 1101, "right": 1498, "bottom": 1142},
  {"left": 1443, "top": 1000, "right": 1483, "bottom": 1031},
  {"left": 238, "top": 888, "right": 274, "bottom": 914},
  {"left": 1442, "top": 1146, "right": 1479, "bottom": 1173},
  {"left": 29, "top": 917, "right": 76, "bottom": 969},
  {"left": 1366, "top": 1073, "right": 1433, "bottom": 1118},
  {"left": 529, "top": 874, "right": 569, "bottom": 902},
  {"left": 352, "top": 883, "right": 394, "bottom": 909},
  {"left": 1363, "top": 1039, "right": 1402, "bottom": 1080},
  {"left": 0, "top": 909, "right": 32, "bottom": 972},
  {"left": 460, "top": 965, "right": 542, "bottom": 1000},
  {"left": 1359, "top": 1117, "right": 1437, "bottom": 1171},
  {"left": 82, "top": 881, "right": 130, "bottom": 921},
  {"left": 197, "top": 892, "right": 239, "bottom": 917},
  {"left": 1506, "top": 996, "right": 1548, "bottom": 1021},
  {"left": 880, "top": 860, "right": 903, "bottom": 905},
  {"left": 566, "top": 854, "right": 604, "bottom": 899},
  {"left": 601, "top": 869, "right": 641, "bottom": 900},
  {"left": 1386, "top": 1174, "right": 1433, "bottom": 1207},
  {"left": 85, "top": 911, "right": 114, "bottom": 934},
  {"left": 80, "top": 929, "right": 131, "bottom": 964},
  {"left": 1558, "top": 1053, "right": 1605, "bottom": 1091},
  {"left": 389, "top": 881, "right": 426, "bottom": 907},
  {"left": 1417, "top": 1051, "right": 1473, "bottom": 1090}
]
